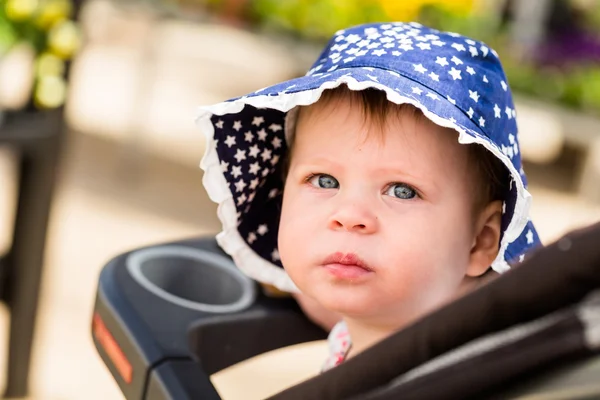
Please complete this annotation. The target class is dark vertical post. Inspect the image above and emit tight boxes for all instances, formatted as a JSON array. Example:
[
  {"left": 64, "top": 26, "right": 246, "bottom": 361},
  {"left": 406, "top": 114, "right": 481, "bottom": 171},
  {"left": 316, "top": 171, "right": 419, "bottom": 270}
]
[{"left": 3, "top": 110, "right": 64, "bottom": 398}]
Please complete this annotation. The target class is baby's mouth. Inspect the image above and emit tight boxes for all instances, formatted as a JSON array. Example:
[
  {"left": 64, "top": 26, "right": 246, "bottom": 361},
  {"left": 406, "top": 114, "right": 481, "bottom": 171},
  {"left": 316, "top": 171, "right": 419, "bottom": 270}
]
[{"left": 321, "top": 252, "right": 374, "bottom": 280}]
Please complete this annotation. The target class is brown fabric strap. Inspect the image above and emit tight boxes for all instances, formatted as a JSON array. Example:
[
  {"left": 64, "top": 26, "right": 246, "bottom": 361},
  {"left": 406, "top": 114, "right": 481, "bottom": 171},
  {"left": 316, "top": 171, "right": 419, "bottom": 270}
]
[{"left": 269, "top": 222, "right": 600, "bottom": 400}]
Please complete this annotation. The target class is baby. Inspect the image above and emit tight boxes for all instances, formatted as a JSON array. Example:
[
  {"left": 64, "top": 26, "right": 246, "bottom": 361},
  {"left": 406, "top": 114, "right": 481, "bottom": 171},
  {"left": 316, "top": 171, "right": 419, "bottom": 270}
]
[{"left": 197, "top": 22, "right": 541, "bottom": 371}]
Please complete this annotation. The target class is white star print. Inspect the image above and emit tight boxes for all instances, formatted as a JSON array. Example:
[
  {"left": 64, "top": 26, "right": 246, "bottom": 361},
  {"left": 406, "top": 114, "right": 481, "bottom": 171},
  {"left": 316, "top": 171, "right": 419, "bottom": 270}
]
[
  {"left": 261, "top": 149, "right": 272, "bottom": 161},
  {"left": 247, "top": 232, "right": 257, "bottom": 244},
  {"left": 399, "top": 43, "right": 414, "bottom": 51},
  {"left": 505, "top": 107, "right": 512, "bottom": 119},
  {"left": 215, "top": 120, "right": 224, "bottom": 129},
  {"left": 233, "top": 120, "right": 242, "bottom": 131},
  {"left": 449, "top": 117, "right": 457, "bottom": 123},
  {"left": 252, "top": 116, "right": 264, "bottom": 126},
  {"left": 469, "top": 46, "right": 479, "bottom": 57},
  {"left": 494, "top": 104, "right": 501, "bottom": 118},
  {"left": 426, "top": 93, "right": 439, "bottom": 100},
  {"left": 249, "top": 144, "right": 260, "bottom": 158},
  {"left": 367, "top": 74, "right": 379, "bottom": 82},
  {"left": 356, "top": 49, "right": 368, "bottom": 56},
  {"left": 501, "top": 80, "right": 508, "bottom": 91},
  {"left": 413, "top": 63, "right": 427, "bottom": 74},
  {"left": 467, "top": 107, "right": 474, "bottom": 118},
  {"left": 272, "top": 137, "right": 282, "bottom": 149},
  {"left": 244, "top": 131, "right": 254, "bottom": 142},
  {"left": 448, "top": 67, "right": 462, "bottom": 80},
  {"left": 508, "top": 134, "right": 515, "bottom": 144},
  {"left": 465, "top": 39, "right": 476, "bottom": 45},
  {"left": 432, "top": 40, "right": 445, "bottom": 46},
  {"left": 269, "top": 123, "right": 282, "bottom": 132},
  {"left": 224, "top": 135, "right": 236, "bottom": 147},
  {"left": 469, "top": 90, "right": 480, "bottom": 102},
  {"left": 249, "top": 178, "right": 259, "bottom": 190},
  {"left": 483, "top": 75, "right": 489, "bottom": 83},
  {"left": 519, "top": 254, "right": 525, "bottom": 263},
  {"left": 372, "top": 49, "right": 386, "bottom": 56},
  {"left": 231, "top": 165, "right": 242, "bottom": 178},
  {"left": 234, "top": 149, "right": 246, "bottom": 162},
  {"left": 220, "top": 160, "right": 229, "bottom": 172},
  {"left": 235, "top": 179, "right": 247, "bottom": 192},
  {"left": 451, "top": 43, "right": 466, "bottom": 52},
  {"left": 344, "top": 57, "right": 355, "bottom": 63},
  {"left": 257, "top": 224, "right": 268, "bottom": 236},
  {"left": 412, "top": 87, "right": 423, "bottom": 95},
  {"left": 392, "top": 51, "right": 402, "bottom": 56},
  {"left": 257, "top": 129, "right": 267, "bottom": 141},
  {"left": 345, "top": 34, "right": 361, "bottom": 43},
  {"left": 466, "top": 66, "right": 476, "bottom": 75},
  {"left": 526, "top": 230, "right": 534, "bottom": 244},
  {"left": 268, "top": 189, "right": 279, "bottom": 199},
  {"left": 416, "top": 43, "right": 431, "bottom": 50},
  {"left": 479, "top": 116, "right": 485, "bottom": 127},
  {"left": 447, "top": 95, "right": 456, "bottom": 104},
  {"left": 237, "top": 193, "right": 247, "bottom": 206},
  {"left": 270, "top": 155, "right": 280, "bottom": 166},
  {"left": 249, "top": 162, "right": 260, "bottom": 175},
  {"left": 271, "top": 249, "right": 281, "bottom": 262},
  {"left": 435, "top": 56, "right": 449, "bottom": 66},
  {"left": 429, "top": 72, "right": 439, "bottom": 81},
  {"left": 451, "top": 55, "right": 463, "bottom": 65}
]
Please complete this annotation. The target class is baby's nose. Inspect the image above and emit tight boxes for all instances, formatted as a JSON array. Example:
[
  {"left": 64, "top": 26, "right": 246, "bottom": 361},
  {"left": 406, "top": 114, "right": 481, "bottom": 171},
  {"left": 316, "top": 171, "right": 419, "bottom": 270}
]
[{"left": 328, "top": 204, "right": 378, "bottom": 234}]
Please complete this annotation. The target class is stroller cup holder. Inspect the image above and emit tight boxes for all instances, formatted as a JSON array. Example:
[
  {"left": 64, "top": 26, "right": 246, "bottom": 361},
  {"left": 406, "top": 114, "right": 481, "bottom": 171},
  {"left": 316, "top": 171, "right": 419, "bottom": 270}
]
[
  {"left": 92, "top": 238, "right": 326, "bottom": 400},
  {"left": 126, "top": 246, "right": 256, "bottom": 314}
]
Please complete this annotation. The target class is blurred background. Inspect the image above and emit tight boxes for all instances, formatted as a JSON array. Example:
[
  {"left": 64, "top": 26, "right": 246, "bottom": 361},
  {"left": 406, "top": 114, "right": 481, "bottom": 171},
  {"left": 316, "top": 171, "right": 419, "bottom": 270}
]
[{"left": 1, "top": 0, "right": 600, "bottom": 398}]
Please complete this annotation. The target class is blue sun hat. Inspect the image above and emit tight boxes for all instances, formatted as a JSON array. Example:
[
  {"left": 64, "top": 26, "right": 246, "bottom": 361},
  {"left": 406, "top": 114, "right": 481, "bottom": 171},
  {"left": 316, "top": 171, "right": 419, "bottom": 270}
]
[{"left": 197, "top": 22, "right": 542, "bottom": 292}]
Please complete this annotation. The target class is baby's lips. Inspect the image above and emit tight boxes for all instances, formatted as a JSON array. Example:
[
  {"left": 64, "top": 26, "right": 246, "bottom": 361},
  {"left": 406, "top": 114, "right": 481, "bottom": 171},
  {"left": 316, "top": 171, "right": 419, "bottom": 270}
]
[{"left": 322, "top": 251, "right": 374, "bottom": 271}]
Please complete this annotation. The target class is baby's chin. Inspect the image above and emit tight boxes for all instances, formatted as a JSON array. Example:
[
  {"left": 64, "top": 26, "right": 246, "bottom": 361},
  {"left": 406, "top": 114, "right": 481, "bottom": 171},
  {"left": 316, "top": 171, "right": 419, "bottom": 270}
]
[{"left": 306, "top": 283, "right": 388, "bottom": 317}]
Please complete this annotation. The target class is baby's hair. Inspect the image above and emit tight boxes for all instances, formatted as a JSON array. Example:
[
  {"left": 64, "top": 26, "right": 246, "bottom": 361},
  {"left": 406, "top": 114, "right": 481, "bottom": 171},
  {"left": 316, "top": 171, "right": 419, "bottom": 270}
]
[{"left": 283, "top": 86, "right": 510, "bottom": 212}]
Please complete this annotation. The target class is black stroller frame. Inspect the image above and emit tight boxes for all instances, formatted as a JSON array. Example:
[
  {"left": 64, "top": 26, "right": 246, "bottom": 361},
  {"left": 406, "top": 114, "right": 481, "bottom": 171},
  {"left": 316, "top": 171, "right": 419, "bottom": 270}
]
[{"left": 92, "top": 223, "right": 600, "bottom": 399}]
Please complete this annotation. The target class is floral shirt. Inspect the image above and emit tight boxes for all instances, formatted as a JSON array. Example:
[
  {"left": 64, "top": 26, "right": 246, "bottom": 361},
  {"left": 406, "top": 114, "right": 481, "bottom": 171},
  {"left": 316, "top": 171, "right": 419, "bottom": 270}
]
[{"left": 321, "top": 321, "right": 352, "bottom": 372}]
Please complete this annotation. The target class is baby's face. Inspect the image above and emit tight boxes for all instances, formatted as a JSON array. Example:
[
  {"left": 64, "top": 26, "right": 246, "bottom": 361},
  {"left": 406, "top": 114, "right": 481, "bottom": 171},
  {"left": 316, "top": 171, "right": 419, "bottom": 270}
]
[{"left": 278, "top": 96, "right": 481, "bottom": 327}]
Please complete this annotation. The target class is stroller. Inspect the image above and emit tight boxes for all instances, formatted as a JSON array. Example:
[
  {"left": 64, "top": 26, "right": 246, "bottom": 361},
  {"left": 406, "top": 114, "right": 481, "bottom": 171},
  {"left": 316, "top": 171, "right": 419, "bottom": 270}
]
[{"left": 91, "top": 221, "right": 600, "bottom": 399}]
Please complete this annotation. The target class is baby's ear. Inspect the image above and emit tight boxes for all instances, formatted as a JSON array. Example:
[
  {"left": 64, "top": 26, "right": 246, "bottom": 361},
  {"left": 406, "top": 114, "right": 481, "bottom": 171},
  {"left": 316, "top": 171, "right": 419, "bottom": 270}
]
[{"left": 467, "top": 200, "right": 503, "bottom": 277}]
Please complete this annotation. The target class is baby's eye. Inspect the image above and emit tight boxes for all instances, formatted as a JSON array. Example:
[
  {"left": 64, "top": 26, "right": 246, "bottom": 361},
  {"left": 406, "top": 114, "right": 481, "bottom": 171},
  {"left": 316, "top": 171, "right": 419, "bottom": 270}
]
[
  {"left": 385, "top": 183, "right": 417, "bottom": 199},
  {"left": 308, "top": 174, "right": 339, "bottom": 189}
]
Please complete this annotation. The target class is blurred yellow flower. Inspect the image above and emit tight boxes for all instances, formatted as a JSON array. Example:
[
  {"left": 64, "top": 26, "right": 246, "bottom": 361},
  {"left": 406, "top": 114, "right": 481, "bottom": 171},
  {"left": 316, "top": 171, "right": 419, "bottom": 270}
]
[
  {"left": 5, "top": 0, "right": 39, "bottom": 21},
  {"left": 47, "top": 19, "right": 80, "bottom": 59},
  {"left": 378, "top": 0, "right": 475, "bottom": 21},
  {"left": 36, "top": 51, "right": 65, "bottom": 77},
  {"left": 34, "top": 0, "right": 72, "bottom": 30},
  {"left": 34, "top": 74, "right": 66, "bottom": 108}
]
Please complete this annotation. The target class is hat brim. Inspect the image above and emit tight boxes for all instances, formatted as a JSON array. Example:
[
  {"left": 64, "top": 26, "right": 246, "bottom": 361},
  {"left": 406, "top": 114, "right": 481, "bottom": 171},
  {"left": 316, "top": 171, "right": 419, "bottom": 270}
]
[{"left": 197, "top": 67, "right": 537, "bottom": 292}]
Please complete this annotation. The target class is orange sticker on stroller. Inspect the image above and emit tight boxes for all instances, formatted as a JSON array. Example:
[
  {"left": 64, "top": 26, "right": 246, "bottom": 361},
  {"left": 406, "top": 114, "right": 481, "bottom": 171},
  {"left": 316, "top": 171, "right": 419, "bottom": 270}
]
[{"left": 92, "top": 312, "right": 133, "bottom": 384}]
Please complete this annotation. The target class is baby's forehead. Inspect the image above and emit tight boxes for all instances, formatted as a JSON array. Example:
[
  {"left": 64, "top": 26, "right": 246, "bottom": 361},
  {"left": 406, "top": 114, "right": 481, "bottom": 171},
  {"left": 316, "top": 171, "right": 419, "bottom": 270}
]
[{"left": 297, "top": 89, "right": 457, "bottom": 146}]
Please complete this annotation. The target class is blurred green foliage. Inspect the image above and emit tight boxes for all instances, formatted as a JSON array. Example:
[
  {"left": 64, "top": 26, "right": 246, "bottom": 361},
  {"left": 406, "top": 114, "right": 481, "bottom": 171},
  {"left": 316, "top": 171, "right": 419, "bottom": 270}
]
[{"left": 0, "top": 0, "right": 81, "bottom": 109}]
